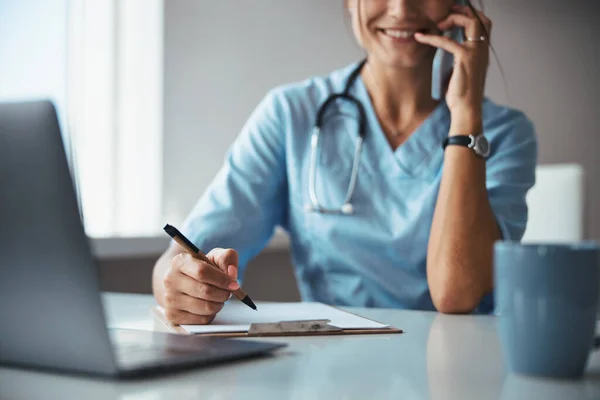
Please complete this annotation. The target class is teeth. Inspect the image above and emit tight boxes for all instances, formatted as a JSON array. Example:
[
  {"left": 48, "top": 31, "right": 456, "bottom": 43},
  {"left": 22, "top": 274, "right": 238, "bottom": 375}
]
[{"left": 383, "top": 29, "right": 415, "bottom": 39}]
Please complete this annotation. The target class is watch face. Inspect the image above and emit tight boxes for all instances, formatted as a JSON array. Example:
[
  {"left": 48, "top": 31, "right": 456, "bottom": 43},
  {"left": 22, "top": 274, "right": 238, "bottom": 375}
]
[{"left": 475, "top": 136, "right": 490, "bottom": 157}]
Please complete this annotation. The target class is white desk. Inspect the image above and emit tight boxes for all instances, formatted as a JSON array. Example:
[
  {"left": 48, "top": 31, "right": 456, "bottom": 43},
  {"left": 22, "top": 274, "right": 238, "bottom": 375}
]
[{"left": 1, "top": 293, "right": 600, "bottom": 400}]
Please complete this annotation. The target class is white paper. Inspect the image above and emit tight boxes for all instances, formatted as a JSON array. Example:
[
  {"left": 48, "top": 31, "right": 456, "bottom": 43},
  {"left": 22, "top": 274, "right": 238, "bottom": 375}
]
[{"left": 157, "top": 302, "right": 389, "bottom": 334}]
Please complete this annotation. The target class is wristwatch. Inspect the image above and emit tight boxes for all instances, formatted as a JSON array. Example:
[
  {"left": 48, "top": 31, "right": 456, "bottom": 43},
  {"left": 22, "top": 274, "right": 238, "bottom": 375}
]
[{"left": 442, "top": 134, "right": 490, "bottom": 158}]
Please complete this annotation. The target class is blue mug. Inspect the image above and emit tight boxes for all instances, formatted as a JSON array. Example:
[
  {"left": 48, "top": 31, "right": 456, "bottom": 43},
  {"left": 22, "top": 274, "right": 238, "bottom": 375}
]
[{"left": 494, "top": 242, "right": 600, "bottom": 378}]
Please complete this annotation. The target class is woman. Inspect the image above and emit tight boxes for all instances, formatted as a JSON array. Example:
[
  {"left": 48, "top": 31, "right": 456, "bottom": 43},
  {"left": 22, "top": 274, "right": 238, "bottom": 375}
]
[{"left": 152, "top": 0, "right": 537, "bottom": 323}]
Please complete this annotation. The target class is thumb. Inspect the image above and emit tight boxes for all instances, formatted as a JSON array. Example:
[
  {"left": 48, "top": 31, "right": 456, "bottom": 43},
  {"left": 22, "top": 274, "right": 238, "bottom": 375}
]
[{"left": 207, "top": 248, "right": 239, "bottom": 276}]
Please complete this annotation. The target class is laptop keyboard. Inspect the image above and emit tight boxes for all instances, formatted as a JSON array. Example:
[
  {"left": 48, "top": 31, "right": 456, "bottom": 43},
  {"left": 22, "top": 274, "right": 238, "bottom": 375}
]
[
  {"left": 115, "top": 342, "right": 205, "bottom": 365},
  {"left": 110, "top": 329, "right": 220, "bottom": 367},
  {"left": 106, "top": 328, "right": 284, "bottom": 373}
]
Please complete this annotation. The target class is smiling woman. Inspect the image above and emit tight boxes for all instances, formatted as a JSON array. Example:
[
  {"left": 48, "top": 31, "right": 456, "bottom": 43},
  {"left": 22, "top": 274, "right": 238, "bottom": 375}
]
[{"left": 152, "top": 0, "right": 537, "bottom": 324}]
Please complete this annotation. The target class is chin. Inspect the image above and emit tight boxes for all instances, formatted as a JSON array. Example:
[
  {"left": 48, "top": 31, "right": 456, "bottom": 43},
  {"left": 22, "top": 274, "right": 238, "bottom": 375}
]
[{"left": 374, "top": 52, "right": 433, "bottom": 70}]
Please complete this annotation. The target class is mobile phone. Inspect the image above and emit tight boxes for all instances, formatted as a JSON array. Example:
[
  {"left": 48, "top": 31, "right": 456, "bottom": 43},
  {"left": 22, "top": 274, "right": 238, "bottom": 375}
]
[{"left": 431, "top": 0, "right": 467, "bottom": 100}]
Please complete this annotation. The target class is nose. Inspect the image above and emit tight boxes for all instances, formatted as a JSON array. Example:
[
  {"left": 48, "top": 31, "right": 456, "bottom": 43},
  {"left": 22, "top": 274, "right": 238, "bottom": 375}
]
[{"left": 387, "top": 0, "right": 419, "bottom": 19}]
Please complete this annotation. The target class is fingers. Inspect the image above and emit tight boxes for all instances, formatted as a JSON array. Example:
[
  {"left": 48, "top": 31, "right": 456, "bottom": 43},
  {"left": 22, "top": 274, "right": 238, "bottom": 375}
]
[
  {"left": 162, "top": 273, "right": 225, "bottom": 325},
  {"left": 176, "top": 253, "right": 239, "bottom": 291},
  {"left": 166, "top": 272, "right": 231, "bottom": 303},
  {"left": 419, "top": 7, "right": 493, "bottom": 53},
  {"left": 227, "top": 264, "right": 238, "bottom": 280},
  {"left": 162, "top": 250, "right": 242, "bottom": 326},
  {"left": 207, "top": 248, "right": 239, "bottom": 275},
  {"left": 164, "top": 308, "right": 217, "bottom": 325},
  {"left": 451, "top": 4, "right": 492, "bottom": 35},
  {"left": 164, "top": 291, "right": 224, "bottom": 316},
  {"left": 414, "top": 32, "right": 465, "bottom": 57},
  {"left": 437, "top": 14, "right": 481, "bottom": 38},
  {"left": 452, "top": 4, "right": 491, "bottom": 24}
]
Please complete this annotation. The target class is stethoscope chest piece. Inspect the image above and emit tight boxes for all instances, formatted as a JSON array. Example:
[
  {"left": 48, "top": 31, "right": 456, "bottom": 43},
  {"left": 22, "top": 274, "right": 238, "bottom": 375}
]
[{"left": 304, "top": 202, "right": 355, "bottom": 215}]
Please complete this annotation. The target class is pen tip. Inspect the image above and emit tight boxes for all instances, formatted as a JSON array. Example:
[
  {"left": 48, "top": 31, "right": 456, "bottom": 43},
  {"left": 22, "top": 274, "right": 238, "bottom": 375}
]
[{"left": 242, "top": 295, "right": 257, "bottom": 311}]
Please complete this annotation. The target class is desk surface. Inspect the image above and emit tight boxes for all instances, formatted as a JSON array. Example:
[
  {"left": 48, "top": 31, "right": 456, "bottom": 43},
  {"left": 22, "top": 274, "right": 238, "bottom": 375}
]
[{"left": 1, "top": 293, "right": 600, "bottom": 400}]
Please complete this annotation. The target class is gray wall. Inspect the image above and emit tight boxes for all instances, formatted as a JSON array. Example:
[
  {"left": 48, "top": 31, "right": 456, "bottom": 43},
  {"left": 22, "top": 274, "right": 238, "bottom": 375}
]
[
  {"left": 163, "top": 0, "right": 600, "bottom": 240},
  {"left": 483, "top": 0, "right": 600, "bottom": 239}
]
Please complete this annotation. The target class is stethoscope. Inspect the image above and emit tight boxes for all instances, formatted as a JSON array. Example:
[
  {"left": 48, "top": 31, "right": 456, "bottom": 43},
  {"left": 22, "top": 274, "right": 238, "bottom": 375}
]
[{"left": 305, "top": 59, "right": 368, "bottom": 215}]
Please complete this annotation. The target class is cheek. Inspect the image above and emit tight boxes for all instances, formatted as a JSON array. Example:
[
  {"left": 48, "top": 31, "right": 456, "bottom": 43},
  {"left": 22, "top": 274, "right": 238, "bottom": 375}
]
[
  {"left": 350, "top": 2, "right": 384, "bottom": 48},
  {"left": 423, "top": 0, "right": 455, "bottom": 23},
  {"left": 350, "top": 6, "right": 371, "bottom": 48}
]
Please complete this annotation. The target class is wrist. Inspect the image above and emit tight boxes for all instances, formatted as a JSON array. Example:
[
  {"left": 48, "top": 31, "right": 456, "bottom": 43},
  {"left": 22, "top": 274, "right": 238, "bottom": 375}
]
[{"left": 449, "top": 108, "right": 483, "bottom": 137}]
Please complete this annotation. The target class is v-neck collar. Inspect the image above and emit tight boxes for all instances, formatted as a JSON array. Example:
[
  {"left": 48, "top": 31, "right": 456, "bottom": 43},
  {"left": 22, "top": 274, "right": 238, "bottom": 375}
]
[{"left": 352, "top": 73, "right": 451, "bottom": 179}]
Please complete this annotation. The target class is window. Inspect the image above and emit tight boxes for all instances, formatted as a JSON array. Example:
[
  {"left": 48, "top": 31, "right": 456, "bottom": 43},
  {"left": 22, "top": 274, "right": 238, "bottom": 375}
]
[{"left": 67, "top": 0, "right": 164, "bottom": 238}]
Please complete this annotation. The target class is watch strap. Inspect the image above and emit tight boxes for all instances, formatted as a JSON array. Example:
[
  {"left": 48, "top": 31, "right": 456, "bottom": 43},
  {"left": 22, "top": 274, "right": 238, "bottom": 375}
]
[{"left": 442, "top": 135, "right": 472, "bottom": 150}]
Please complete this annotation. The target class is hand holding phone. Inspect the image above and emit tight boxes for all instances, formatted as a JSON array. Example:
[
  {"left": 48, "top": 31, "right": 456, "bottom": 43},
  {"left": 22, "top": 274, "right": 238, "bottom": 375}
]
[{"left": 431, "top": 0, "right": 468, "bottom": 101}]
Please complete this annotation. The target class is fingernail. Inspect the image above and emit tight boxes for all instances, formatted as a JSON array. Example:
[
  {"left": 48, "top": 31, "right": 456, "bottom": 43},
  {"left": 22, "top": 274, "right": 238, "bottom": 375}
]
[
  {"left": 228, "top": 281, "right": 240, "bottom": 291},
  {"left": 228, "top": 265, "right": 238, "bottom": 279}
]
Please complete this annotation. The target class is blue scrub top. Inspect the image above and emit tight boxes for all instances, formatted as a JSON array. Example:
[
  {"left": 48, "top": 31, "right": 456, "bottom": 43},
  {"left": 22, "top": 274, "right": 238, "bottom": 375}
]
[{"left": 180, "top": 62, "right": 538, "bottom": 313}]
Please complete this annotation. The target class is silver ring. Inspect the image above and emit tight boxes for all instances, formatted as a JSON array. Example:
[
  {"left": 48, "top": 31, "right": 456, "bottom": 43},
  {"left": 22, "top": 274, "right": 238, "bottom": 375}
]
[{"left": 466, "top": 36, "right": 487, "bottom": 42}]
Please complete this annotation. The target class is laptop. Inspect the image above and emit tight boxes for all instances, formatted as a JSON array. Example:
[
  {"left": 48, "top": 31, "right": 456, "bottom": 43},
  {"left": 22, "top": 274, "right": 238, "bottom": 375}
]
[{"left": 0, "top": 100, "right": 285, "bottom": 378}]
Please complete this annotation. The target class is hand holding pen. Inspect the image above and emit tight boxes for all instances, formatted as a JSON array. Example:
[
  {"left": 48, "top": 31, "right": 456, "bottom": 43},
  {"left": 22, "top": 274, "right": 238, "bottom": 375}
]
[{"left": 161, "top": 224, "right": 256, "bottom": 326}]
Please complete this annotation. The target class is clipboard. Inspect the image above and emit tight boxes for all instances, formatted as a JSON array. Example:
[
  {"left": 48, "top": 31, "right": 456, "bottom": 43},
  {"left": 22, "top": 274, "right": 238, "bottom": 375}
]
[{"left": 151, "top": 306, "right": 403, "bottom": 337}]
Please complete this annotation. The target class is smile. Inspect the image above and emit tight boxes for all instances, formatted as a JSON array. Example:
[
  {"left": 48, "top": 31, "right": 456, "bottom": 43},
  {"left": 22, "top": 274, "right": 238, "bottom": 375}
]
[{"left": 381, "top": 29, "right": 416, "bottom": 39}]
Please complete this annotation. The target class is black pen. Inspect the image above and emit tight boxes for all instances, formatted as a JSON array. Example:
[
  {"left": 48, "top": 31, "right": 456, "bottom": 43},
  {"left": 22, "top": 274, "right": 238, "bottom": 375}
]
[{"left": 163, "top": 224, "right": 257, "bottom": 311}]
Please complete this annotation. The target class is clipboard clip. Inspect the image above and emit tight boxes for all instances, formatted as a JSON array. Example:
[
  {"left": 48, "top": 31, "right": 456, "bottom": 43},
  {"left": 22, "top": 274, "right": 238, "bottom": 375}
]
[{"left": 248, "top": 319, "right": 343, "bottom": 336}]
